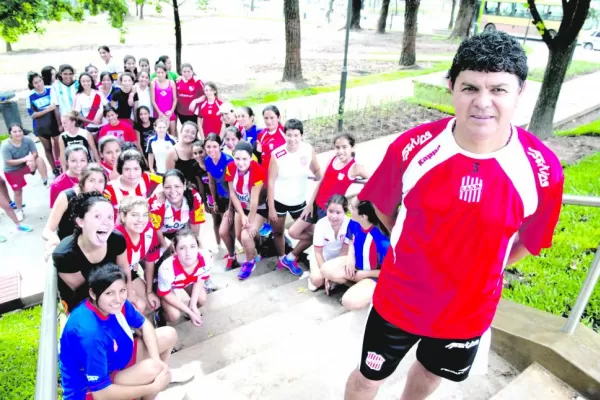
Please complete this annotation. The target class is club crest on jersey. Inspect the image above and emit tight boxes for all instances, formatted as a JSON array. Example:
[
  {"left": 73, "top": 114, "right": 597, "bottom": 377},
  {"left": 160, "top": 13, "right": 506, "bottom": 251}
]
[
  {"left": 526, "top": 147, "right": 550, "bottom": 187},
  {"left": 459, "top": 176, "right": 483, "bottom": 203},
  {"left": 365, "top": 351, "right": 385, "bottom": 371},
  {"left": 402, "top": 131, "right": 433, "bottom": 161}
]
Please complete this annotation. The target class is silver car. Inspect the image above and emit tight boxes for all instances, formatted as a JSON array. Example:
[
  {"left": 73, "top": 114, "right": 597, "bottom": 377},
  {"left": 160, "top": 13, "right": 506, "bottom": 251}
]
[{"left": 580, "top": 30, "right": 600, "bottom": 50}]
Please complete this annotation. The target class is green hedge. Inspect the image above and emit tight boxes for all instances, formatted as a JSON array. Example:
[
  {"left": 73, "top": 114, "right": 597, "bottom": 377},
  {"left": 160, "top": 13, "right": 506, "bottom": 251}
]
[
  {"left": 555, "top": 118, "right": 600, "bottom": 137},
  {"left": 0, "top": 307, "right": 42, "bottom": 400},
  {"left": 503, "top": 153, "right": 600, "bottom": 331}
]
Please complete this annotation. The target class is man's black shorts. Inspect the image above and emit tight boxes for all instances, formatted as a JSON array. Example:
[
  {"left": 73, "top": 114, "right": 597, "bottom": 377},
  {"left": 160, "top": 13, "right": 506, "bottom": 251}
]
[
  {"left": 274, "top": 200, "right": 306, "bottom": 220},
  {"left": 359, "top": 306, "right": 482, "bottom": 382}
]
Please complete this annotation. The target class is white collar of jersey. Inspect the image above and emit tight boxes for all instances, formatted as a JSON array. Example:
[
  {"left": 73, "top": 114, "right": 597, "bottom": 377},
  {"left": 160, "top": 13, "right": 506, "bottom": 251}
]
[{"left": 445, "top": 118, "right": 518, "bottom": 160}]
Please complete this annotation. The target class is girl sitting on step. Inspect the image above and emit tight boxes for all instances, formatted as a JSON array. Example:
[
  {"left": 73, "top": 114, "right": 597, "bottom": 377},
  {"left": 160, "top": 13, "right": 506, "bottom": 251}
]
[
  {"left": 157, "top": 228, "right": 211, "bottom": 326},
  {"left": 321, "top": 197, "right": 391, "bottom": 311},
  {"left": 288, "top": 133, "right": 370, "bottom": 263}
]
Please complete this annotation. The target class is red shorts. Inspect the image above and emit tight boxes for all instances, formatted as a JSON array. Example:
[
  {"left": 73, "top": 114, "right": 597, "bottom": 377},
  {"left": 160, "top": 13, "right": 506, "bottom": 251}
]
[
  {"left": 4, "top": 166, "right": 31, "bottom": 190},
  {"left": 85, "top": 338, "right": 138, "bottom": 400}
]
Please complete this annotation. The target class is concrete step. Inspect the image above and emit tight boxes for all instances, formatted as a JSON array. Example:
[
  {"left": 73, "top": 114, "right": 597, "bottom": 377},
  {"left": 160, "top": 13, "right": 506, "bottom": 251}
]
[
  {"left": 490, "top": 363, "right": 585, "bottom": 400},
  {"left": 170, "top": 294, "right": 347, "bottom": 375},
  {"left": 172, "top": 271, "right": 345, "bottom": 351},
  {"left": 203, "top": 260, "right": 300, "bottom": 314},
  {"left": 178, "top": 309, "right": 518, "bottom": 399}
]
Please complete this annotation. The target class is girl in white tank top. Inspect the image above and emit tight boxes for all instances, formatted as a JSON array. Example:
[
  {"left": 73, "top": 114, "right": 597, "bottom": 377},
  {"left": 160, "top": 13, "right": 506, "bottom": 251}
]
[{"left": 267, "top": 119, "right": 322, "bottom": 276}]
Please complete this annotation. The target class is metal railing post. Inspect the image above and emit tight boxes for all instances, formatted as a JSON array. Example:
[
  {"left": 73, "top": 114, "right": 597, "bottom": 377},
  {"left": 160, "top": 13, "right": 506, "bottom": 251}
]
[
  {"left": 562, "top": 242, "right": 600, "bottom": 334},
  {"left": 34, "top": 261, "right": 58, "bottom": 400}
]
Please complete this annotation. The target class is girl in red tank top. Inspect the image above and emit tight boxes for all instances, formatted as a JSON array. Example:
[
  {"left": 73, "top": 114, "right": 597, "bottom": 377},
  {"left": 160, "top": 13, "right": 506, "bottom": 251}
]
[{"left": 288, "top": 134, "right": 371, "bottom": 263}]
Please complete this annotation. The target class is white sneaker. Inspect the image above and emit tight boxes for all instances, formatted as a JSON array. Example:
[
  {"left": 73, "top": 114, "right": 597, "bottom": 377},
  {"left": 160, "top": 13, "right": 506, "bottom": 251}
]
[
  {"left": 15, "top": 209, "right": 24, "bottom": 222},
  {"left": 170, "top": 361, "right": 199, "bottom": 383},
  {"left": 307, "top": 279, "right": 318, "bottom": 292}
]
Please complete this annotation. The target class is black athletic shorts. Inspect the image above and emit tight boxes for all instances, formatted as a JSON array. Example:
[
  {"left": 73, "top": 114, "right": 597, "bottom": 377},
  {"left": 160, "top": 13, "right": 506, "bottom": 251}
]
[
  {"left": 177, "top": 113, "right": 196, "bottom": 125},
  {"left": 359, "top": 306, "right": 482, "bottom": 382},
  {"left": 303, "top": 201, "right": 327, "bottom": 224},
  {"left": 240, "top": 207, "right": 269, "bottom": 220},
  {"left": 216, "top": 197, "right": 230, "bottom": 214},
  {"left": 274, "top": 200, "right": 306, "bottom": 220}
]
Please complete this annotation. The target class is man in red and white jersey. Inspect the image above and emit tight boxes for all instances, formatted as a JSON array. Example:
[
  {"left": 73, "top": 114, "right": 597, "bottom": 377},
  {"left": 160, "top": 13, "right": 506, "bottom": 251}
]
[{"left": 345, "top": 32, "right": 564, "bottom": 400}]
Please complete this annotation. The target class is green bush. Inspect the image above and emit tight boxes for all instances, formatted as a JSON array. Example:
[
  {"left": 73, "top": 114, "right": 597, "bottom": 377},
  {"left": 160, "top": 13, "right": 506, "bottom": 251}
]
[
  {"left": 0, "top": 307, "right": 42, "bottom": 400},
  {"left": 0, "top": 133, "right": 8, "bottom": 143},
  {"left": 407, "top": 81, "right": 455, "bottom": 115},
  {"left": 503, "top": 153, "right": 600, "bottom": 331}
]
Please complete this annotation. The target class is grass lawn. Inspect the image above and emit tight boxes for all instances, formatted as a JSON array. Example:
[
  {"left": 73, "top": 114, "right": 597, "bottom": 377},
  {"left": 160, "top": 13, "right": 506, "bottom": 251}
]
[
  {"left": 504, "top": 153, "right": 600, "bottom": 331},
  {"left": 555, "top": 118, "right": 600, "bottom": 137},
  {"left": 231, "top": 62, "right": 451, "bottom": 107},
  {"left": 528, "top": 60, "right": 600, "bottom": 82},
  {"left": 0, "top": 306, "right": 43, "bottom": 400}
]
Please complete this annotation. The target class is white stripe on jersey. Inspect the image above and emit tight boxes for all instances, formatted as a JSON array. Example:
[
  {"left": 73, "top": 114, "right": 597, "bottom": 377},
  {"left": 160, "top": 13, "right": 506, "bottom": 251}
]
[{"left": 115, "top": 312, "right": 134, "bottom": 342}]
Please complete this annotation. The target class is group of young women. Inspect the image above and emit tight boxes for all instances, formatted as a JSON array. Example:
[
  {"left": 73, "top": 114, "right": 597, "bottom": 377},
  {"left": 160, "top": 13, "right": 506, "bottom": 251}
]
[{"left": 3, "top": 46, "right": 394, "bottom": 399}]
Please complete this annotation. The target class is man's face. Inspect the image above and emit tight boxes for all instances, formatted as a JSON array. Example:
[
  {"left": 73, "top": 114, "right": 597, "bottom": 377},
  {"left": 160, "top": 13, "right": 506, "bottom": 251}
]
[{"left": 450, "top": 70, "right": 524, "bottom": 141}]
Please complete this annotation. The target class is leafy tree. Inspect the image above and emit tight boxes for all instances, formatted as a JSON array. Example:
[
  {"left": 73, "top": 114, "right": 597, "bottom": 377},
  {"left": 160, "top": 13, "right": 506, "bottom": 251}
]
[
  {"left": 527, "top": 0, "right": 591, "bottom": 139},
  {"left": 0, "top": 0, "right": 82, "bottom": 52},
  {"left": 0, "top": 0, "right": 128, "bottom": 52}
]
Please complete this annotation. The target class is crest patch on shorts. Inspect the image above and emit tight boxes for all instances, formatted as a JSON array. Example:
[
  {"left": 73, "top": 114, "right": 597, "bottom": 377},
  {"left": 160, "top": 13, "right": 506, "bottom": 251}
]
[{"left": 365, "top": 351, "right": 385, "bottom": 371}]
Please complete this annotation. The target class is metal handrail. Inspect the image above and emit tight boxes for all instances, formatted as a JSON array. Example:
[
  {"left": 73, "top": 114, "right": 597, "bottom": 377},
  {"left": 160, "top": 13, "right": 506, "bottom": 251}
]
[
  {"left": 33, "top": 191, "right": 600, "bottom": 399},
  {"left": 561, "top": 194, "right": 600, "bottom": 334},
  {"left": 35, "top": 261, "right": 57, "bottom": 400}
]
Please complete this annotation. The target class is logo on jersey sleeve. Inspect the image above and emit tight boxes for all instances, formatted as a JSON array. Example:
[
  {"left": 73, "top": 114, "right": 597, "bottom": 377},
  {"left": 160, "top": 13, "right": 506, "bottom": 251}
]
[
  {"left": 402, "top": 131, "right": 433, "bottom": 161},
  {"left": 418, "top": 145, "right": 441, "bottom": 166},
  {"left": 275, "top": 148, "right": 287, "bottom": 158},
  {"left": 526, "top": 147, "right": 550, "bottom": 187},
  {"left": 459, "top": 176, "right": 483, "bottom": 203}
]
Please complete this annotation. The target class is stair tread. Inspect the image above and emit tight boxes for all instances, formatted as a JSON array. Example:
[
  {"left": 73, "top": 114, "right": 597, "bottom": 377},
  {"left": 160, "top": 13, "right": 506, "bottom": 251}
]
[
  {"left": 490, "top": 363, "right": 584, "bottom": 400},
  {"left": 179, "top": 309, "right": 518, "bottom": 399},
  {"left": 172, "top": 273, "right": 342, "bottom": 350},
  {"left": 203, "top": 262, "right": 300, "bottom": 313},
  {"left": 170, "top": 294, "right": 347, "bottom": 375}
]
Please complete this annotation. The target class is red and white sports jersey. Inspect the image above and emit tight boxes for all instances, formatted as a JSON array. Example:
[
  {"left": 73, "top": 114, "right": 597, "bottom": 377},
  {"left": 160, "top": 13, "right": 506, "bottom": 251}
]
[
  {"left": 104, "top": 172, "right": 162, "bottom": 218},
  {"left": 116, "top": 223, "right": 160, "bottom": 270},
  {"left": 225, "top": 160, "right": 266, "bottom": 210},
  {"left": 257, "top": 125, "right": 286, "bottom": 172},
  {"left": 157, "top": 254, "right": 210, "bottom": 296},
  {"left": 359, "top": 117, "right": 564, "bottom": 339},
  {"left": 315, "top": 156, "right": 356, "bottom": 210},
  {"left": 148, "top": 189, "right": 205, "bottom": 234}
]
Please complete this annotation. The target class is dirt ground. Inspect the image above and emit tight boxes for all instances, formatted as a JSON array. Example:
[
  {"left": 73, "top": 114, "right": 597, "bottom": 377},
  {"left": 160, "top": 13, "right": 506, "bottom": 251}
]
[{"left": 547, "top": 108, "right": 600, "bottom": 165}]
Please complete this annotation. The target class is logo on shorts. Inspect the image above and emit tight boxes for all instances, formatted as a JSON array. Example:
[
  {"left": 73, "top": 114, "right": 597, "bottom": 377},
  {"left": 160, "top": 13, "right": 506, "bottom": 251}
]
[
  {"left": 445, "top": 339, "right": 480, "bottom": 350},
  {"left": 113, "top": 339, "right": 118, "bottom": 352},
  {"left": 459, "top": 176, "right": 483, "bottom": 203},
  {"left": 87, "top": 375, "right": 100, "bottom": 382},
  {"left": 365, "top": 351, "right": 385, "bottom": 371},
  {"left": 440, "top": 366, "right": 471, "bottom": 375}
]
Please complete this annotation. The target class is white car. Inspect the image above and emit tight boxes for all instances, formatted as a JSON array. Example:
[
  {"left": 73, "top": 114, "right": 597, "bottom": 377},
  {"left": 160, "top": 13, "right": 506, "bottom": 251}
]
[{"left": 580, "top": 30, "right": 600, "bottom": 50}]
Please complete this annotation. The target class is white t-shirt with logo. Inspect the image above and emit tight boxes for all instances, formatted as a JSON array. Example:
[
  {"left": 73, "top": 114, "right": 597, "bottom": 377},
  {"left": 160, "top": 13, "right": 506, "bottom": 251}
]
[
  {"left": 273, "top": 141, "right": 313, "bottom": 206},
  {"left": 313, "top": 215, "right": 351, "bottom": 261},
  {"left": 73, "top": 90, "right": 107, "bottom": 129}
]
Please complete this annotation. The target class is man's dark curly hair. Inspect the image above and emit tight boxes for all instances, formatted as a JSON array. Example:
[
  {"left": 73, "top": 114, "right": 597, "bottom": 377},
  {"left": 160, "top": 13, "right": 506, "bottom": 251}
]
[{"left": 448, "top": 31, "right": 528, "bottom": 88}]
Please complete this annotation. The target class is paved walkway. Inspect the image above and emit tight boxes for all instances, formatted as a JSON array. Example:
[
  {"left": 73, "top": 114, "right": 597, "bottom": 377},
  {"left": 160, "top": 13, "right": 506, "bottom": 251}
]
[{"left": 1, "top": 69, "right": 599, "bottom": 305}]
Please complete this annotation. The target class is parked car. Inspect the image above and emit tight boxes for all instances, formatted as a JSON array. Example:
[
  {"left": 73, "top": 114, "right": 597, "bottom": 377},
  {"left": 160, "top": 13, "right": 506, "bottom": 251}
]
[{"left": 580, "top": 30, "right": 600, "bottom": 50}]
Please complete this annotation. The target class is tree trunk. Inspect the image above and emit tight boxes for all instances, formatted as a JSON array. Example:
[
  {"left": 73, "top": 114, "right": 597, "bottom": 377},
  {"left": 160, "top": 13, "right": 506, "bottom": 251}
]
[
  {"left": 283, "top": 0, "right": 303, "bottom": 81},
  {"left": 448, "top": 0, "right": 457, "bottom": 29},
  {"left": 377, "top": 0, "right": 391, "bottom": 33},
  {"left": 528, "top": 42, "right": 576, "bottom": 139},
  {"left": 399, "top": 0, "right": 420, "bottom": 66},
  {"left": 351, "top": 0, "right": 362, "bottom": 30},
  {"left": 326, "top": 0, "right": 335, "bottom": 24},
  {"left": 172, "top": 0, "right": 182, "bottom": 74},
  {"left": 449, "top": 0, "right": 477, "bottom": 39},
  {"left": 6, "top": 42, "right": 12, "bottom": 52},
  {"left": 139, "top": 3, "right": 144, "bottom": 20},
  {"left": 251, "top": 0, "right": 255, "bottom": 12}
]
